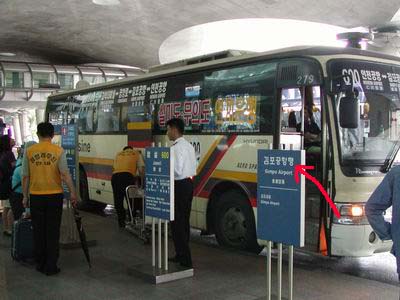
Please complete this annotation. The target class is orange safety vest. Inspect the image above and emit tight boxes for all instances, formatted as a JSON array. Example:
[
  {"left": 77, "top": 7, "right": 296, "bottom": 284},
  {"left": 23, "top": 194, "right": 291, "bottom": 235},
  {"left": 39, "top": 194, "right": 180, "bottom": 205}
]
[
  {"left": 26, "top": 141, "right": 64, "bottom": 195},
  {"left": 113, "top": 149, "right": 141, "bottom": 176}
]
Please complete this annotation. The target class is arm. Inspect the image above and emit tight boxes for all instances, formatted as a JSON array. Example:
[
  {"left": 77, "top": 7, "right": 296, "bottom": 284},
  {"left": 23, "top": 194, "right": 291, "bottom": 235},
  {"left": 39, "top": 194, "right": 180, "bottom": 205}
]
[
  {"left": 60, "top": 170, "right": 77, "bottom": 207},
  {"left": 9, "top": 151, "right": 16, "bottom": 168},
  {"left": 112, "top": 154, "right": 117, "bottom": 172},
  {"left": 21, "top": 152, "right": 29, "bottom": 207},
  {"left": 137, "top": 151, "right": 145, "bottom": 182},
  {"left": 365, "top": 170, "right": 394, "bottom": 240},
  {"left": 173, "top": 146, "right": 184, "bottom": 179},
  {"left": 22, "top": 176, "right": 30, "bottom": 207}
]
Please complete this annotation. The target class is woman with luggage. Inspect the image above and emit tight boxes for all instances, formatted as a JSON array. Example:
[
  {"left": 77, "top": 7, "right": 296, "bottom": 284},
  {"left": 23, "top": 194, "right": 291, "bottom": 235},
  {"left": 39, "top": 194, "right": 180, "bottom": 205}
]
[
  {"left": 9, "top": 141, "right": 36, "bottom": 221},
  {"left": 0, "top": 135, "right": 16, "bottom": 236}
]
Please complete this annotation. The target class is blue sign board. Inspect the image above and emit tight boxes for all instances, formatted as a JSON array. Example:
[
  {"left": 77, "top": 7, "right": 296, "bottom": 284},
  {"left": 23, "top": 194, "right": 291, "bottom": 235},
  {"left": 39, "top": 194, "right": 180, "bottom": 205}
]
[
  {"left": 60, "top": 125, "right": 78, "bottom": 198},
  {"left": 144, "top": 147, "right": 174, "bottom": 221},
  {"left": 257, "top": 149, "right": 305, "bottom": 247}
]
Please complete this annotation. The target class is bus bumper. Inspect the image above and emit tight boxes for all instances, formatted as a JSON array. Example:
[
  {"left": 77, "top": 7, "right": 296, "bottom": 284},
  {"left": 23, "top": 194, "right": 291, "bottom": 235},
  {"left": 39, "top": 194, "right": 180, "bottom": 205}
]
[{"left": 331, "top": 223, "right": 392, "bottom": 257}]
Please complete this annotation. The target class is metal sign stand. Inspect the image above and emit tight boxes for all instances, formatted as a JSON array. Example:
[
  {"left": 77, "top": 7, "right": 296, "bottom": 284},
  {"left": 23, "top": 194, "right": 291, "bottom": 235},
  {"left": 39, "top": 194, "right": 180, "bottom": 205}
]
[
  {"left": 129, "top": 144, "right": 193, "bottom": 284},
  {"left": 265, "top": 242, "right": 294, "bottom": 300},
  {"left": 258, "top": 144, "right": 305, "bottom": 300}
]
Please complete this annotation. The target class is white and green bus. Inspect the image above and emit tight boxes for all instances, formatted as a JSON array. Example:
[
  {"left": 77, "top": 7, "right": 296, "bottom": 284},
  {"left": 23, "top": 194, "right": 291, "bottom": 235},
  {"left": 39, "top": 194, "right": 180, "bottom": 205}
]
[{"left": 46, "top": 46, "right": 398, "bottom": 256}]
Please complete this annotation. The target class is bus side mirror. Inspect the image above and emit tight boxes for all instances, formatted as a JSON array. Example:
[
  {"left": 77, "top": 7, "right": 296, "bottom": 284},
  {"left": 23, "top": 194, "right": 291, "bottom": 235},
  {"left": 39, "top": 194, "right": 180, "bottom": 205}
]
[{"left": 339, "top": 94, "right": 359, "bottom": 129}]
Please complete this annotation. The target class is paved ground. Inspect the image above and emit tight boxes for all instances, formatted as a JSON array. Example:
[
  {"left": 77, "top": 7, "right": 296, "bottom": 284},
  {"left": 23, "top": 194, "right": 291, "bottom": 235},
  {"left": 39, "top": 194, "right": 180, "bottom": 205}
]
[{"left": 0, "top": 210, "right": 399, "bottom": 300}]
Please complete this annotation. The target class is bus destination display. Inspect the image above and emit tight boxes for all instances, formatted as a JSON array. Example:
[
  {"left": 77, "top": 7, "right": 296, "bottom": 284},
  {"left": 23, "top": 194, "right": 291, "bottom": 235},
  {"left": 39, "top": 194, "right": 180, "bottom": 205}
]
[{"left": 330, "top": 60, "right": 400, "bottom": 94}]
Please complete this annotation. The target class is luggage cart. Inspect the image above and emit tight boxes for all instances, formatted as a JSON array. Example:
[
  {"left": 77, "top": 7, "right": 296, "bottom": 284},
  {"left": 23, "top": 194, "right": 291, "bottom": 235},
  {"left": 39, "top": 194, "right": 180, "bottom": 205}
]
[{"left": 124, "top": 185, "right": 150, "bottom": 243}]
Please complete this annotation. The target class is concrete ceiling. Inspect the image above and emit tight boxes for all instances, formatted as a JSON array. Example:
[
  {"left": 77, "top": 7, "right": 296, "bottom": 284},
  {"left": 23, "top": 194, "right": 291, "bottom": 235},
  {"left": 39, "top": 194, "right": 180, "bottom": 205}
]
[{"left": 1, "top": 0, "right": 399, "bottom": 69}]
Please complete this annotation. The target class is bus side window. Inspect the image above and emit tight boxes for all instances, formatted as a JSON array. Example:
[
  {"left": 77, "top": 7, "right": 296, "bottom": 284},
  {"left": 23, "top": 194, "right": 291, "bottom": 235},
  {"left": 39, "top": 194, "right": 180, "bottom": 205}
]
[
  {"left": 280, "top": 88, "right": 301, "bottom": 133},
  {"left": 96, "top": 103, "right": 120, "bottom": 133},
  {"left": 121, "top": 102, "right": 148, "bottom": 132},
  {"left": 78, "top": 105, "right": 97, "bottom": 133}
]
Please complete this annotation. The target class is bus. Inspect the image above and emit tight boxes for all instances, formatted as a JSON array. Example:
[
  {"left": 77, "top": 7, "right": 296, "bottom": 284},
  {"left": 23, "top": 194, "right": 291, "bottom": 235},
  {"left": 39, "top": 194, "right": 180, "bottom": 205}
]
[{"left": 46, "top": 46, "right": 399, "bottom": 256}]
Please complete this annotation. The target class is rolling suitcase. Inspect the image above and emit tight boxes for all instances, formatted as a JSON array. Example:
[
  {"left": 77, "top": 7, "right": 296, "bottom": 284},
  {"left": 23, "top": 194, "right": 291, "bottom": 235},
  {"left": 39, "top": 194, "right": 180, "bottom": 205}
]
[{"left": 11, "top": 218, "right": 34, "bottom": 261}]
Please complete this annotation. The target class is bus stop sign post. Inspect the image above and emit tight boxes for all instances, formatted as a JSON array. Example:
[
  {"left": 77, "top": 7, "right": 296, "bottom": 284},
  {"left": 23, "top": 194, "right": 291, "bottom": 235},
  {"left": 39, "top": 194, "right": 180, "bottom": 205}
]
[
  {"left": 129, "top": 145, "right": 193, "bottom": 284},
  {"left": 257, "top": 146, "right": 305, "bottom": 300}
]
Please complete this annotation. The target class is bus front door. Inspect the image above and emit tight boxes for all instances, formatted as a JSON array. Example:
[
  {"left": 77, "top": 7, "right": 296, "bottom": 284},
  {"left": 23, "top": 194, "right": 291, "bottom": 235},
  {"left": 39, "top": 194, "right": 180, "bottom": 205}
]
[{"left": 279, "top": 86, "right": 323, "bottom": 252}]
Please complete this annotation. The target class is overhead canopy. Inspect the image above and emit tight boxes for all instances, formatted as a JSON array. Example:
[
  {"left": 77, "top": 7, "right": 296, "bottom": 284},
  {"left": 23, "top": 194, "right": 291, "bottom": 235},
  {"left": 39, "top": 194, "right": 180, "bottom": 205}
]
[{"left": 0, "top": 0, "right": 399, "bottom": 68}]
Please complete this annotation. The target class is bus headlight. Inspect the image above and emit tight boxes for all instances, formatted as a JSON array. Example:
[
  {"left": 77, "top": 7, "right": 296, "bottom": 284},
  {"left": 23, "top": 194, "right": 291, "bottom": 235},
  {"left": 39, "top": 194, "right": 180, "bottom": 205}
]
[
  {"left": 333, "top": 203, "right": 369, "bottom": 225},
  {"left": 351, "top": 206, "right": 363, "bottom": 217}
]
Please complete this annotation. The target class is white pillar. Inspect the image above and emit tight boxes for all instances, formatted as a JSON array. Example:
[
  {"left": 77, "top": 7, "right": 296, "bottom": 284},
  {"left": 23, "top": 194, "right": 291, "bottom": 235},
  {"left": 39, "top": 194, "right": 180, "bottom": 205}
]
[
  {"left": 18, "top": 113, "right": 25, "bottom": 142},
  {"left": 35, "top": 109, "right": 45, "bottom": 124},
  {"left": 12, "top": 116, "right": 22, "bottom": 146},
  {"left": 18, "top": 111, "right": 29, "bottom": 142}
]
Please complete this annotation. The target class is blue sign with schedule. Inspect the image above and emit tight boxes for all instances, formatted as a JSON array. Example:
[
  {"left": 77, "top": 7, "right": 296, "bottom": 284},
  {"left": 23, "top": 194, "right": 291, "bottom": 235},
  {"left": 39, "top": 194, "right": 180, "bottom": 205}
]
[
  {"left": 144, "top": 147, "right": 175, "bottom": 221},
  {"left": 257, "top": 149, "right": 305, "bottom": 247}
]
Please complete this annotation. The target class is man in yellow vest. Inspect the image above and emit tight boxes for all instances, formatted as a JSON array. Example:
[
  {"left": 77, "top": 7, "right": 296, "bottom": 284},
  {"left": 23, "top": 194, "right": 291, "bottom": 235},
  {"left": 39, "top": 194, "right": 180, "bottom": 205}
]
[
  {"left": 22, "top": 122, "right": 77, "bottom": 276},
  {"left": 112, "top": 146, "right": 144, "bottom": 228}
]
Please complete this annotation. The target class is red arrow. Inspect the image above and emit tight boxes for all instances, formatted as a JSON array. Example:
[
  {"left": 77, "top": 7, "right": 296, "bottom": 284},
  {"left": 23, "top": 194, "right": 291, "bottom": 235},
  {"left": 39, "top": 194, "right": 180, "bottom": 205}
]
[{"left": 294, "top": 164, "right": 341, "bottom": 218}]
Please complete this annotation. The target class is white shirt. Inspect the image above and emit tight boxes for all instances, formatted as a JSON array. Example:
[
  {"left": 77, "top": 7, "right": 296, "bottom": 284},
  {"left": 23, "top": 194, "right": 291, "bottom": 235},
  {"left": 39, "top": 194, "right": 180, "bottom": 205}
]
[{"left": 172, "top": 137, "right": 197, "bottom": 180}]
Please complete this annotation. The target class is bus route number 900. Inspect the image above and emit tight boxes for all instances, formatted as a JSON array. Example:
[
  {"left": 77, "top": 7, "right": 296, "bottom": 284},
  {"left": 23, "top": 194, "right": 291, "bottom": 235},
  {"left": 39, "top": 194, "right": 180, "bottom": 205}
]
[{"left": 190, "top": 141, "right": 201, "bottom": 162}]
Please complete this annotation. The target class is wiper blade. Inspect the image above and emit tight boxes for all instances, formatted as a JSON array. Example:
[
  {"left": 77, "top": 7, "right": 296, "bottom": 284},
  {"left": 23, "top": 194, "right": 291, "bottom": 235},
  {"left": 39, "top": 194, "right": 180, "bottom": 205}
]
[{"left": 381, "top": 139, "right": 400, "bottom": 173}]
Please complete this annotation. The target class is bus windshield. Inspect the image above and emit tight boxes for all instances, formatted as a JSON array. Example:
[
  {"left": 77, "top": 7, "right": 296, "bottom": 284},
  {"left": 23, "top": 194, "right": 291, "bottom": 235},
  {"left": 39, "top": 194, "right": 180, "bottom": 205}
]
[
  {"left": 329, "top": 59, "right": 400, "bottom": 165},
  {"left": 336, "top": 90, "right": 400, "bottom": 164}
]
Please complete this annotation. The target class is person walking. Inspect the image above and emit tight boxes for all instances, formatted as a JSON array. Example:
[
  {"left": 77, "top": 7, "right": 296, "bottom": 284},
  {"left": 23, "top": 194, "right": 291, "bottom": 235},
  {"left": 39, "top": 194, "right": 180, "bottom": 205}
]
[
  {"left": 0, "top": 135, "right": 16, "bottom": 236},
  {"left": 111, "top": 146, "right": 144, "bottom": 228},
  {"left": 365, "top": 166, "right": 400, "bottom": 281},
  {"left": 9, "top": 141, "right": 36, "bottom": 220},
  {"left": 22, "top": 122, "right": 77, "bottom": 276},
  {"left": 166, "top": 118, "right": 197, "bottom": 268}
]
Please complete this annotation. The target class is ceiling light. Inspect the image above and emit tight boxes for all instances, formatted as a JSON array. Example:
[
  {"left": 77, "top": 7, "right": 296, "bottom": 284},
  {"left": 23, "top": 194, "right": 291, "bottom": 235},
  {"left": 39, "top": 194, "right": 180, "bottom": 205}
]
[
  {"left": 92, "top": 0, "right": 120, "bottom": 5},
  {"left": 0, "top": 52, "right": 16, "bottom": 57}
]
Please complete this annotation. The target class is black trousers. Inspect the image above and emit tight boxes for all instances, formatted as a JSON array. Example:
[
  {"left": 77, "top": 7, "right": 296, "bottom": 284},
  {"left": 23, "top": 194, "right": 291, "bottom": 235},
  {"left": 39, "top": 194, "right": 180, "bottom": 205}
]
[
  {"left": 171, "top": 178, "right": 193, "bottom": 266},
  {"left": 111, "top": 172, "right": 135, "bottom": 227},
  {"left": 30, "top": 194, "right": 63, "bottom": 272},
  {"left": 9, "top": 191, "right": 24, "bottom": 220}
]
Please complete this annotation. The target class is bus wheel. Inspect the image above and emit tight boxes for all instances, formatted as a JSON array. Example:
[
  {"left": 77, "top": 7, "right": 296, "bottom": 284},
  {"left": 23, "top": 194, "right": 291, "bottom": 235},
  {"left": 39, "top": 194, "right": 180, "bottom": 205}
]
[
  {"left": 77, "top": 168, "right": 91, "bottom": 210},
  {"left": 214, "top": 191, "right": 263, "bottom": 253},
  {"left": 78, "top": 168, "right": 106, "bottom": 211}
]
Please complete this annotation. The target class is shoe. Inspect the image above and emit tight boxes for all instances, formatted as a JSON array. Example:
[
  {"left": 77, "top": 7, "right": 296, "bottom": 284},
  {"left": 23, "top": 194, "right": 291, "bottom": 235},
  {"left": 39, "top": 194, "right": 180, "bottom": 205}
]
[
  {"left": 168, "top": 256, "right": 181, "bottom": 263},
  {"left": 45, "top": 268, "right": 61, "bottom": 276}
]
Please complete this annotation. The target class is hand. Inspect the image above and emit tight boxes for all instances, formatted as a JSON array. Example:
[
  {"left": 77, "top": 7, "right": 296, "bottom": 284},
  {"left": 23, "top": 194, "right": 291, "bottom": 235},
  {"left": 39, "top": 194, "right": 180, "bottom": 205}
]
[
  {"left": 70, "top": 193, "right": 78, "bottom": 208},
  {"left": 22, "top": 196, "right": 28, "bottom": 208},
  {"left": 305, "top": 132, "right": 319, "bottom": 143}
]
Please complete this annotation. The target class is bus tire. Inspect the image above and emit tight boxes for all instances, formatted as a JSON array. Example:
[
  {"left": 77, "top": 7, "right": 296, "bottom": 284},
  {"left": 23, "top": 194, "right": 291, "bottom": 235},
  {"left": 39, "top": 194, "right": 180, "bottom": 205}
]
[
  {"left": 77, "top": 167, "right": 91, "bottom": 210},
  {"left": 78, "top": 168, "right": 106, "bottom": 211},
  {"left": 214, "top": 190, "right": 263, "bottom": 254}
]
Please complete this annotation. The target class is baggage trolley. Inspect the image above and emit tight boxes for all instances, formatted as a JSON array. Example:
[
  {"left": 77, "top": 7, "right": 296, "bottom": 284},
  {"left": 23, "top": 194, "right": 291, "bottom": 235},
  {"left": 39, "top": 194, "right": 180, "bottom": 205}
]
[{"left": 124, "top": 185, "right": 150, "bottom": 243}]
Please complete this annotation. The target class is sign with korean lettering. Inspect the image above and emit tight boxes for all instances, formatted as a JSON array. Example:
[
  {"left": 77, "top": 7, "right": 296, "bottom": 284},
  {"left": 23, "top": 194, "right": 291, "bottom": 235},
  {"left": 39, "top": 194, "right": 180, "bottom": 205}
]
[
  {"left": 257, "top": 149, "right": 305, "bottom": 247},
  {"left": 157, "top": 99, "right": 211, "bottom": 127},
  {"left": 330, "top": 60, "right": 400, "bottom": 95},
  {"left": 144, "top": 147, "right": 175, "bottom": 221},
  {"left": 60, "top": 124, "right": 78, "bottom": 199}
]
